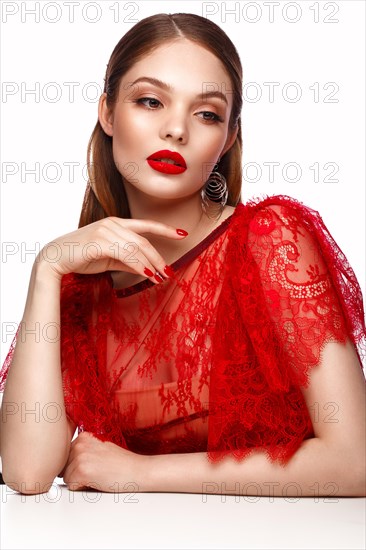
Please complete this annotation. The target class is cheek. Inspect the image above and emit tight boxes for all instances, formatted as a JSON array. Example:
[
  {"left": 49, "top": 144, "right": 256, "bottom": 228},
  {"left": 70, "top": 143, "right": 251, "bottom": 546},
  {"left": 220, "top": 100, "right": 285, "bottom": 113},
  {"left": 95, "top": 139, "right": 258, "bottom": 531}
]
[
  {"left": 192, "top": 140, "right": 223, "bottom": 170},
  {"left": 120, "top": 107, "right": 153, "bottom": 135},
  {"left": 112, "top": 111, "right": 151, "bottom": 157},
  {"left": 130, "top": 111, "right": 154, "bottom": 133}
]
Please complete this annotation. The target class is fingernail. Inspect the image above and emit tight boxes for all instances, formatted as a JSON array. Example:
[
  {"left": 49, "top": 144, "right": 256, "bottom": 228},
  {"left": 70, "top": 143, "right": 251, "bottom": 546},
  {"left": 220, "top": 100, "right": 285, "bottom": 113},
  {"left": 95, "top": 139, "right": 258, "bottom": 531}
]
[
  {"left": 144, "top": 267, "right": 154, "bottom": 277},
  {"left": 164, "top": 265, "right": 175, "bottom": 277},
  {"left": 176, "top": 228, "right": 188, "bottom": 236},
  {"left": 154, "top": 272, "right": 164, "bottom": 282}
]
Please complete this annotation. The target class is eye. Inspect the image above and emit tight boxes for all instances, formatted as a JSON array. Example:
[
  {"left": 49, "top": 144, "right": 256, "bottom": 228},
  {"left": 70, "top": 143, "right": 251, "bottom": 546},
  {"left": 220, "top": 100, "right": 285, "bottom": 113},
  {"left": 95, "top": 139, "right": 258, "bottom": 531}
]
[
  {"left": 197, "top": 111, "right": 224, "bottom": 124},
  {"left": 134, "top": 97, "right": 162, "bottom": 109}
]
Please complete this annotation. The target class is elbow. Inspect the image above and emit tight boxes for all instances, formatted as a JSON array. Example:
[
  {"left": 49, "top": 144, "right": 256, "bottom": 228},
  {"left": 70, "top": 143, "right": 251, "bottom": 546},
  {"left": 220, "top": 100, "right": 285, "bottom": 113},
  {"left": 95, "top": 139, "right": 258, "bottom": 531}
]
[
  {"left": 335, "top": 450, "right": 366, "bottom": 496},
  {"left": 324, "top": 437, "right": 366, "bottom": 496},
  {"left": 4, "top": 479, "right": 54, "bottom": 495},
  {"left": 346, "top": 461, "right": 366, "bottom": 497},
  {"left": 1, "top": 443, "right": 70, "bottom": 495},
  {"left": 2, "top": 467, "right": 56, "bottom": 495},
  {"left": 347, "top": 441, "right": 366, "bottom": 496}
]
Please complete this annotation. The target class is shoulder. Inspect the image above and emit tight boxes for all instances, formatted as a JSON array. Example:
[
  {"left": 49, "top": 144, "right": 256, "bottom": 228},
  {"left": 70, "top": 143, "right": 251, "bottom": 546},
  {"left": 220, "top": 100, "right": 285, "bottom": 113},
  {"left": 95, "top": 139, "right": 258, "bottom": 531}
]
[
  {"left": 244, "top": 193, "right": 320, "bottom": 222},
  {"left": 231, "top": 194, "right": 344, "bottom": 278},
  {"left": 234, "top": 194, "right": 327, "bottom": 242}
]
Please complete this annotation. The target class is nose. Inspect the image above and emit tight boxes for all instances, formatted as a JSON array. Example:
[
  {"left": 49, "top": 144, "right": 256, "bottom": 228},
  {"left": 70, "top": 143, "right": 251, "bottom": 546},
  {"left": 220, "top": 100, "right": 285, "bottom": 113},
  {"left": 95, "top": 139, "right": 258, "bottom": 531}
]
[
  {"left": 160, "top": 108, "right": 188, "bottom": 144},
  {"left": 166, "top": 132, "right": 183, "bottom": 142}
]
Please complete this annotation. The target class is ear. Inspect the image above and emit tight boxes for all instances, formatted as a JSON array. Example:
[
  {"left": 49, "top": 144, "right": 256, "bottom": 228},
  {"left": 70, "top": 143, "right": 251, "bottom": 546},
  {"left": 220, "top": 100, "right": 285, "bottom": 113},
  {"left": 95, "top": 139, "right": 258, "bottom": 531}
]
[
  {"left": 220, "top": 125, "right": 239, "bottom": 158},
  {"left": 98, "top": 93, "right": 114, "bottom": 137}
]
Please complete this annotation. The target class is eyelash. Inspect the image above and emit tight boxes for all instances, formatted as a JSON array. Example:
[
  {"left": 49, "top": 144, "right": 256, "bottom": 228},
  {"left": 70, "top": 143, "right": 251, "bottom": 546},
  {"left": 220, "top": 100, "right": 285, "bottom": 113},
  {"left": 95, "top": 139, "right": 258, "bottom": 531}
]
[{"left": 133, "top": 97, "right": 224, "bottom": 123}]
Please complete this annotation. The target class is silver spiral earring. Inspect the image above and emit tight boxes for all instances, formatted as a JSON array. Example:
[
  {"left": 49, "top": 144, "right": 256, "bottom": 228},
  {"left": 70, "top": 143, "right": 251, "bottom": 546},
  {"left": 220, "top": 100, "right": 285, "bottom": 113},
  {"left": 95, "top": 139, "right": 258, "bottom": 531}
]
[{"left": 201, "top": 158, "right": 228, "bottom": 221}]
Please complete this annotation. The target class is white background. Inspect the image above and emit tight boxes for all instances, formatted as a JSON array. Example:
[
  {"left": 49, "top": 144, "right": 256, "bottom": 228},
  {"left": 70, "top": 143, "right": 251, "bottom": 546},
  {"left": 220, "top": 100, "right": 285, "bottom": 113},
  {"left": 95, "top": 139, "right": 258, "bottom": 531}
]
[
  {"left": 1, "top": 0, "right": 365, "bottom": 365},
  {"left": 0, "top": 4, "right": 365, "bottom": 550}
]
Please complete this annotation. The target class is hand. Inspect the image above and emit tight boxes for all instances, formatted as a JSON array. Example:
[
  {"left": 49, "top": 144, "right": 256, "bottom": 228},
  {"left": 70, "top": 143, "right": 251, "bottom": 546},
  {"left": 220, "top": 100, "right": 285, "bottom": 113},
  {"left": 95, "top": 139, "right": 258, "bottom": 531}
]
[
  {"left": 59, "top": 431, "right": 150, "bottom": 493},
  {"left": 35, "top": 216, "right": 188, "bottom": 284}
]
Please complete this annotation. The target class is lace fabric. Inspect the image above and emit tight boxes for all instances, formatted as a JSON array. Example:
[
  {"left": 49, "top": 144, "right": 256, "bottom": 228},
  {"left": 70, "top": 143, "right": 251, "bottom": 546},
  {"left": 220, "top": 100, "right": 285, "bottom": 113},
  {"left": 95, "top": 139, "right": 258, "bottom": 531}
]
[{"left": 1, "top": 194, "right": 365, "bottom": 466}]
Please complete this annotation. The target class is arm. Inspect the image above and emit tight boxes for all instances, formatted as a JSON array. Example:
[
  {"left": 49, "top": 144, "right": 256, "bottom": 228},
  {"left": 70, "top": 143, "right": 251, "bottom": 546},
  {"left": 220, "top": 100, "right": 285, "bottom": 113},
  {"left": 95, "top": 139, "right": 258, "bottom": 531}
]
[
  {"left": 142, "top": 338, "right": 366, "bottom": 497},
  {"left": 0, "top": 260, "right": 73, "bottom": 494}
]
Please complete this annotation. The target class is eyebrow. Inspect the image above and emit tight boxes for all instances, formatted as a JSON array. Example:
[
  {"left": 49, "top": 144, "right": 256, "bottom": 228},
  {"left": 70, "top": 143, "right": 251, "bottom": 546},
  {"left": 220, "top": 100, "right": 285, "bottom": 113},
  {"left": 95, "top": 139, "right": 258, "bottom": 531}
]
[{"left": 129, "top": 76, "right": 229, "bottom": 106}]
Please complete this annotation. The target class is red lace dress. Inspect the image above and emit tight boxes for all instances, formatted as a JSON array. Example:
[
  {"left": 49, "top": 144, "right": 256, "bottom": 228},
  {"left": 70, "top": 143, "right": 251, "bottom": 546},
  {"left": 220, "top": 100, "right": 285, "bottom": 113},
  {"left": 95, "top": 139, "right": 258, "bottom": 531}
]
[{"left": 1, "top": 195, "right": 365, "bottom": 465}]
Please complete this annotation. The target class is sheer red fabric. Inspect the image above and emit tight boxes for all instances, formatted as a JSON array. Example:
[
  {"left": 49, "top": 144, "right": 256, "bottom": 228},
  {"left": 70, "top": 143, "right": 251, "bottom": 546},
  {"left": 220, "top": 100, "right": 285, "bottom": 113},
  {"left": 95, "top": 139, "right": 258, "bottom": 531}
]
[{"left": 1, "top": 194, "right": 365, "bottom": 466}]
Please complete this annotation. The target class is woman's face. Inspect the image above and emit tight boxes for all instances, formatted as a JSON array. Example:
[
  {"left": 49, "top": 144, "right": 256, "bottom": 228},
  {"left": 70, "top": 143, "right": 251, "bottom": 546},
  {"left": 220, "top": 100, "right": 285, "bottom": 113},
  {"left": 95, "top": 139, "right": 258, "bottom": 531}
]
[{"left": 99, "top": 39, "right": 238, "bottom": 204}]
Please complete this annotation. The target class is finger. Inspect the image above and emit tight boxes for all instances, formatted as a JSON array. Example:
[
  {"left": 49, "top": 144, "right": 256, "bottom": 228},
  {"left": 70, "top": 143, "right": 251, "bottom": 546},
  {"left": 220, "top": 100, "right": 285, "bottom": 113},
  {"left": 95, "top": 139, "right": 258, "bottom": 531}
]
[
  {"left": 58, "top": 432, "right": 82, "bottom": 478},
  {"left": 106, "top": 228, "right": 169, "bottom": 283},
  {"left": 99, "top": 226, "right": 175, "bottom": 285},
  {"left": 67, "top": 481, "right": 88, "bottom": 492},
  {"left": 64, "top": 460, "right": 98, "bottom": 492},
  {"left": 62, "top": 456, "right": 78, "bottom": 488},
  {"left": 109, "top": 217, "right": 188, "bottom": 278},
  {"left": 109, "top": 217, "right": 189, "bottom": 240},
  {"left": 62, "top": 431, "right": 95, "bottom": 483}
]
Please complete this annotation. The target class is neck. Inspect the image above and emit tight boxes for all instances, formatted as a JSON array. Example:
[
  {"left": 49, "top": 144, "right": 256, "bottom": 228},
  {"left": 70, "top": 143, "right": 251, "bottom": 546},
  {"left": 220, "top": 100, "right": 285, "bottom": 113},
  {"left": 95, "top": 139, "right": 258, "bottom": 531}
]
[{"left": 122, "top": 181, "right": 220, "bottom": 257}]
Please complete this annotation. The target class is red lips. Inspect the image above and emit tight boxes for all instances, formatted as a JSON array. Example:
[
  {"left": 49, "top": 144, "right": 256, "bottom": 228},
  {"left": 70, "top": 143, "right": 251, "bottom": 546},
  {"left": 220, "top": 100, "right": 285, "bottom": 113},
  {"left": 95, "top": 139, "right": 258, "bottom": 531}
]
[{"left": 147, "top": 149, "right": 187, "bottom": 168}]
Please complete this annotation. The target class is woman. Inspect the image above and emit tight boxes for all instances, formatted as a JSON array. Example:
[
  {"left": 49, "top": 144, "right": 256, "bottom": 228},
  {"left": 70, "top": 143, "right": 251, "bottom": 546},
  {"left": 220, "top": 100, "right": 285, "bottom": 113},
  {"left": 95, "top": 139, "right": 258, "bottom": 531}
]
[{"left": 0, "top": 13, "right": 365, "bottom": 497}]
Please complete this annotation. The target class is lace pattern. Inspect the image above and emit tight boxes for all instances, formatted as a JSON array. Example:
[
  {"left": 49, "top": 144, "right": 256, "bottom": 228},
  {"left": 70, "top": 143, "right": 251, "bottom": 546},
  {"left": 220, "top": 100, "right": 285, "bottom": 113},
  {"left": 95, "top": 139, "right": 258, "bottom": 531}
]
[{"left": 1, "top": 195, "right": 365, "bottom": 467}]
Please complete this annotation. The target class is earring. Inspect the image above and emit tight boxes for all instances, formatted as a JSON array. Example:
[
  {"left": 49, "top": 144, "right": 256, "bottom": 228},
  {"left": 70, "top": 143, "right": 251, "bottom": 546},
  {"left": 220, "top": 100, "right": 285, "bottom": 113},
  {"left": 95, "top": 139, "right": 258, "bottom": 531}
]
[{"left": 200, "top": 158, "right": 228, "bottom": 221}]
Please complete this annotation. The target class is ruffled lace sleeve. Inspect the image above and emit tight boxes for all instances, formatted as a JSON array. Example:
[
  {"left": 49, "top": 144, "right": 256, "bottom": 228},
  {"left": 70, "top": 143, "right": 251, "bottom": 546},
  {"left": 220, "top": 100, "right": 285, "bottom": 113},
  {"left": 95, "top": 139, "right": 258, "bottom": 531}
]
[
  {"left": 206, "top": 195, "right": 366, "bottom": 465},
  {"left": 247, "top": 196, "right": 364, "bottom": 378}
]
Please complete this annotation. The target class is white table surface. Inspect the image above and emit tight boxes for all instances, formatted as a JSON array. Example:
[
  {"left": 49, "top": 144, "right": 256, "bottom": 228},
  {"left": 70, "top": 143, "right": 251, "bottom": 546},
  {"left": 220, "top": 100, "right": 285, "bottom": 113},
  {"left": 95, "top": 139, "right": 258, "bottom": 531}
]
[{"left": 0, "top": 483, "right": 365, "bottom": 549}]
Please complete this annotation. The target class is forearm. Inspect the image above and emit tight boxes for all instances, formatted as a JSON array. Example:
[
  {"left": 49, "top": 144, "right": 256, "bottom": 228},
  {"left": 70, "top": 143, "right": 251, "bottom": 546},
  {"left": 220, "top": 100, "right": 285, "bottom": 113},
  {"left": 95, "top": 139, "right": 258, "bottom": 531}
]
[
  {"left": 143, "top": 437, "right": 365, "bottom": 497},
  {"left": 0, "top": 260, "right": 70, "bottom": 484}
]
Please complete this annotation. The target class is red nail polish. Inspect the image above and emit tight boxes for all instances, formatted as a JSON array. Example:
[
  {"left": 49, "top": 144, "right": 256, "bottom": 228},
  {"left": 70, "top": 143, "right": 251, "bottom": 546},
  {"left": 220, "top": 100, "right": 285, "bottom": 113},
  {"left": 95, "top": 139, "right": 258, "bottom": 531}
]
[
  {"left": 144, "top": 267, "right": 154, "bottom": 277},
  {"left": 154, "top": 272, "right": 164, "bottom": 282},
  {"left": 164, "top": 265, "right": 175, "bottom": 277},
  {"left": 176, "top": 228, "right": 188, "bottom": 236}
]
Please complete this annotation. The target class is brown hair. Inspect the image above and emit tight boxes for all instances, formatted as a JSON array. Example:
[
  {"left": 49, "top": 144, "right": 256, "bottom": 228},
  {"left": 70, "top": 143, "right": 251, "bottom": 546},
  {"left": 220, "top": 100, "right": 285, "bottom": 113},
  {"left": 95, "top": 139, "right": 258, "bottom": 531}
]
[{"left": 78, "top": 13, "right": 243, "bottom": 228}]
